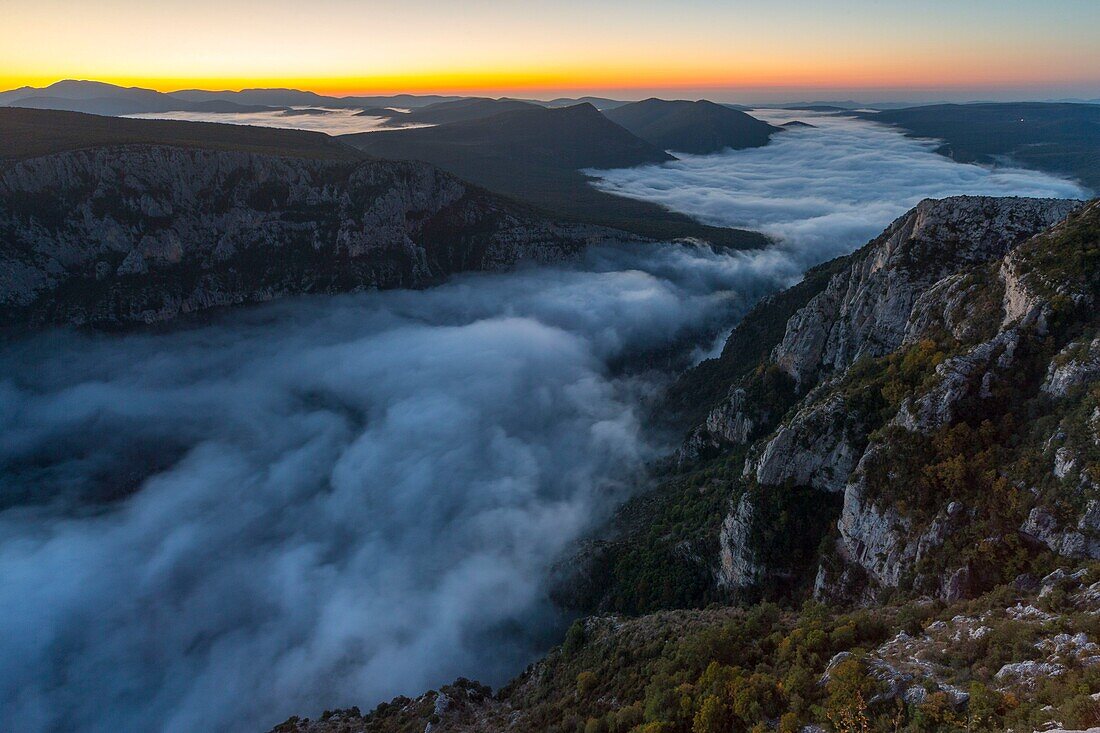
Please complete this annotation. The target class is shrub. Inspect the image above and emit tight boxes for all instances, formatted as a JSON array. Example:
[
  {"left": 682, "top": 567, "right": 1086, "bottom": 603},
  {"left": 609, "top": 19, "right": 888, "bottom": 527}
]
[
  {"left": 577, "top": 671, "right": 599, "bottom": 698},
  {"left": 564, "top": 620, "right": 587, "bottom": 655}
]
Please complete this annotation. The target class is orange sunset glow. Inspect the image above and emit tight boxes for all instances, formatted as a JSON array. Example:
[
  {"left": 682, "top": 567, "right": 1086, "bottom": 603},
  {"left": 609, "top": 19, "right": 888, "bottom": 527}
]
[{"left": 4, "top": 0, "right": 1099, "bottom": 101}]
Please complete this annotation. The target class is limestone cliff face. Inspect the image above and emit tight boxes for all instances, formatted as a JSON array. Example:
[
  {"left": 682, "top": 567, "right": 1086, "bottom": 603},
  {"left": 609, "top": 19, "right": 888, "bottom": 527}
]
[
  {"left": 743, "top": 391, "right": 859, "bottom": 494},
  {"left": 0, "top": 145, "right": 610, "bottom": 327},
  {"left": 770, "top": 196, "right": 1080, "bottom": 387},
  {"left": 693, "top": 196, "right": 1099, "bottom": 603}
]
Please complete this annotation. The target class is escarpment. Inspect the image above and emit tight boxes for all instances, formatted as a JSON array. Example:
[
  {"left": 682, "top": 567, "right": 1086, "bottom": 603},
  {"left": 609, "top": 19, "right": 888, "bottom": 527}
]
[
  {"left": 670, "top": 196, "right": 1097, "bottom": 603},
  {"left": 0, "top": 145, "right": 614, "bottom": 327}
]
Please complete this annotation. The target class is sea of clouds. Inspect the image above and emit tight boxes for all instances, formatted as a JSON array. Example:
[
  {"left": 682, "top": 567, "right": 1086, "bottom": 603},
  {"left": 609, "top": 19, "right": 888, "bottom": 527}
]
[
  {"left": 0, "top": 112, "right": 1089, "bottom": 732},
  {"left": 588, "top": 108, "right": 1090, "bottom": 272},
  {"left": 0, "top": 243, "right": 776, "bottom": 732}
]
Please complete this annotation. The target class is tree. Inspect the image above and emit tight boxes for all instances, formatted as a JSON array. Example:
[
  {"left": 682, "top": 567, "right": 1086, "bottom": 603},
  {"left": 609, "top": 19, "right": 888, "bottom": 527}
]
[{"left": 692, "top": 695, "right": 730, "bottom": 733}]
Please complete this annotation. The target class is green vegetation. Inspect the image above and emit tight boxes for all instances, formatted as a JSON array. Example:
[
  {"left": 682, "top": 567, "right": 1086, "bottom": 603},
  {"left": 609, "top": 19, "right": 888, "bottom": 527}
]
[
  {"left": 345, "top": 576, "right": 1100, "bottom": 733},
  {"left": 559, "top": 451, "right": 745, "bottom": 614}
]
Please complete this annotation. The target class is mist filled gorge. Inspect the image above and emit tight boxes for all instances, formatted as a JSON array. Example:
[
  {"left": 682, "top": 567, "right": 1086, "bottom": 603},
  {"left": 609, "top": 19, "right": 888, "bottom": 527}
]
[
  {"left": 0, "top": 241, "right": 799, "bottom": 731},
  {"left": 0, "top": 109, "right": 1093, "bottom": 732}
]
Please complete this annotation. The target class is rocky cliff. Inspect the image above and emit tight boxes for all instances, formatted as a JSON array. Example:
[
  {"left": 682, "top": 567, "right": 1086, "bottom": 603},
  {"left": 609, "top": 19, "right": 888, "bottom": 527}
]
[
  {"left": 269, "top": 197, "right": 1100, "bottom": 733},
  {"left": 676, "top": 195, "right": 1098, "bottom": 603},
  {"left": 0, "top": 145, "right": 609, "bottom": 327}
]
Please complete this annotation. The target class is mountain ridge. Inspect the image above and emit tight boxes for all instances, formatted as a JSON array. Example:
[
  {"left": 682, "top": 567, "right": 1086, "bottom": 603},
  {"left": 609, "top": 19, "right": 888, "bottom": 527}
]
[
  {"left": 604, "top": 98, "right": 782, "bottom": 154},
  {"left": 0, "top": 110, "right": 623, "bottom": 328},
  {"left": 342, "top": 104, "right": 770, "bottom": 248}
]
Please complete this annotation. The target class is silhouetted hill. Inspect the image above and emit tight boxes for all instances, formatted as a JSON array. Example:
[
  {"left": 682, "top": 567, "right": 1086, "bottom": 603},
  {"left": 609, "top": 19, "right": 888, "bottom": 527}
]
[
  {"left": 382, "top": 97, "right": 540, "bottom": 126},
  {"left": 0, "top": 107, "right": 362, "bottom": 161},
  {"left": 342, "top": 104, "right": 769, "bottom": 247},
  {"left": 1, "top": 80, "right": 284, "bottom": 116},
  {"left": 537, "top": 96, "right": 628, "bottom": 110},
  {"left": 865, "top": 102, "right": 1100, "bottom": 190},
  {"left": 167, "top": 88, "right": 466, "bottom": 109},
  {"left": 604, "top": 98, "right": 781, "bottom": 154},
  {"left": 0, "top": 81, "right": 474, "bottom": 115}
]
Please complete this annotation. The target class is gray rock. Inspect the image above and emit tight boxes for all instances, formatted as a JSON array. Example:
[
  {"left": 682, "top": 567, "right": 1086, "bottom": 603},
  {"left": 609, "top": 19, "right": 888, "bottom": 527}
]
[
  {"left": 1043, "top": 337, "right": 1100, "bottom": 398},
  {"left": 749, "top": 393, "right": 858, "bottom": 493},
  {"left": 771, "top": 196, "right": 1079, "bottom": 387},
  {"left": 0, "top": 145, "right": 616, "bottom": 327},
  {"left": 717, "top": 493, "right": 761, "bottom": 590}
]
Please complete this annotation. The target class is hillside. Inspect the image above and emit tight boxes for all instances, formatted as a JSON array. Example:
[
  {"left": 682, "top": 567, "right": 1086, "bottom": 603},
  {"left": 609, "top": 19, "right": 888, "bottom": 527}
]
[
  {"left": 275, "top": 570, "right": 1100, "bottom": 733},
  {"left": 285, "top": 195, "right": 1100, "bottom": 733},
  {"left": 865, "top": 103, "right": 1100, "bottom": 191},
  {"left": 0, "top": 112, "right": 615, "bottom": 327},
  {"left": 0, "top": 107, "right": 362, "bottom": 161},
  {"left": 604, "top": 98, "right": 781, "bottom": 154},
  {"left": 342, "top": 104, "right": 770, "bottom": 248},
  {"left": 381, "top": 97, "right": 540, "bottom": 126}
]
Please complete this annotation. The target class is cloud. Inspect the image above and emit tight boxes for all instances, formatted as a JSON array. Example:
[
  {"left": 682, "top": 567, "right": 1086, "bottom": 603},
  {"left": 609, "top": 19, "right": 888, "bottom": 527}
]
[
  {"left": 0, "top": 242, "right": 786, "bottom": 733},
  {"left": 588, "top": 109, "right": 1090, "bottom": 274},
  {"left": 0, "top": 110, "right": 1088, "bottom": 733},
  {"left": 124, "top": 109, "right": 432, "bottom": 135}
]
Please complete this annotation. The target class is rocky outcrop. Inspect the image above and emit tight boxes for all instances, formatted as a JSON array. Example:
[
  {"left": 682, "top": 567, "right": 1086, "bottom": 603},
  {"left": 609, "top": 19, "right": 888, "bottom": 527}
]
[
  {"left": 716, "top": 493, "right": 760, "bottom": 589},
  {"left": 1043, "top": 336, "right": 1100, "bottom": 397},
  {"left": 1021, "top": 502, "right": 1100, "bottom": 560},
  {"left": 770, "top": 196, "right": 1080, "bottom": 387},
  {"left": 0, "top": 145, "right": 614, "bottom": 327},
  {"left": 676, "top": 388, "right": 755, "bottom": 465},
  {"left": 893, "top": 329, "right": 1020, "bottom": 433},
  {"left": 696, "top": 195, "right": 1096, "bottom": 604},
  {"left": 834, "top": 449, "right": 915, "bottom": 587},
  {"left": 745, "top": 393, "right": 859, "bottom": 493}
]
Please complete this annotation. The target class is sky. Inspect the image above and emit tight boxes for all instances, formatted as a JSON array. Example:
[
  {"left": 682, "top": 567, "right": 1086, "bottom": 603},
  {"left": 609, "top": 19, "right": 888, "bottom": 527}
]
[{"left": 3, "top": 0, "right": 1100, "bottom": 102}]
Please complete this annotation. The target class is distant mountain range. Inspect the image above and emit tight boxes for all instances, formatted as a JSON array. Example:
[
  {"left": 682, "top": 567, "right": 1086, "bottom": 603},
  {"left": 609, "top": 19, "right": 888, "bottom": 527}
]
[
  {"left": 4, "top": 80, "right": 1096, "bottom": 234},
  {"left": 0, "top": 80, "right": 471, "bottom": 117},
  {"left": 0, "top": 80, "right": 290, "bottom": 116},
  {"left": 604, "top": 98, "right": 782, "bottom": 154}
]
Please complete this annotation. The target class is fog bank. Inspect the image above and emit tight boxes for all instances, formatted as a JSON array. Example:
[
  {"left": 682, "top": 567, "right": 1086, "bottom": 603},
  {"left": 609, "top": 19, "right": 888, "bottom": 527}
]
[
  {"left": 0, "top": 243, "right": 777, "bottom": 732},
  {"left": 588, "top": 109, "right": 1089, "bottom": 274}
]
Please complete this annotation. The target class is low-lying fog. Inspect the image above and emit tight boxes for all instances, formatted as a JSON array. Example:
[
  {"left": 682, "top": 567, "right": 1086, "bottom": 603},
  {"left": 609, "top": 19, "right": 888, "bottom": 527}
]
[
  {"left": 588, "top": 108, "right": 1090, "bottom": 268},
  {"left": 124, "top": 107, "right": 429, "bottom": 135},
  {"left": 0, "top": 112, "right": 1087, "bottom": 732}
]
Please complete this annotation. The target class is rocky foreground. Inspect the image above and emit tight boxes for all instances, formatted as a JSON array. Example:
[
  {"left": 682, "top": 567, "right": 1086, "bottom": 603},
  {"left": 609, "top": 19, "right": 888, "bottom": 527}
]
[
  {"left": 276, "top": 195, "right": 1100, "bottom": 733},
  {"left": 277, "top": 565, "right": 1100, "bottom": 732},
  {"left": 0, "top": 145, "right": 612, "bottom": 327}
]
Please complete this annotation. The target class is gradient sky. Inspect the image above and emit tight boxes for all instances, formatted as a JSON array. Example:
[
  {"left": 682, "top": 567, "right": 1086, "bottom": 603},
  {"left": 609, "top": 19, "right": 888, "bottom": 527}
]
[{"left": 4, "top": 0, "right": 1100, "bottom": 101}]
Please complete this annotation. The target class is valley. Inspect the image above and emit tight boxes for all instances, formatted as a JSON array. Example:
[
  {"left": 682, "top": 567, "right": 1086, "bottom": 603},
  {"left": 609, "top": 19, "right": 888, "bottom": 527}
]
[{"left": 0, "top": 75, "right": 1098, "bottom": 733}]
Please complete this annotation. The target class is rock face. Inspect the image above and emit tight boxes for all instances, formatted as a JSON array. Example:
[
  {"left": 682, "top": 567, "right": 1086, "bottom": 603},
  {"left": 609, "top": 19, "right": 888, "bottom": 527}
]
[
  {"left": 717, "top": 493, "right": 760, "bottom": 590},
  {"left": 745, "top": 392, "right": 859, "bottom": 493},
  {"left": 770, "top": 196, "right": 1080, "bottom": 387},
  {"left": 686, "top": 195, "right": 1098, "bottom": 602},
  {"left": 1043, "top": 336, "right": 1100, "bottom": 397},
  {"left": 0, "top": 145, "right": 612, "bottom": 327}
]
